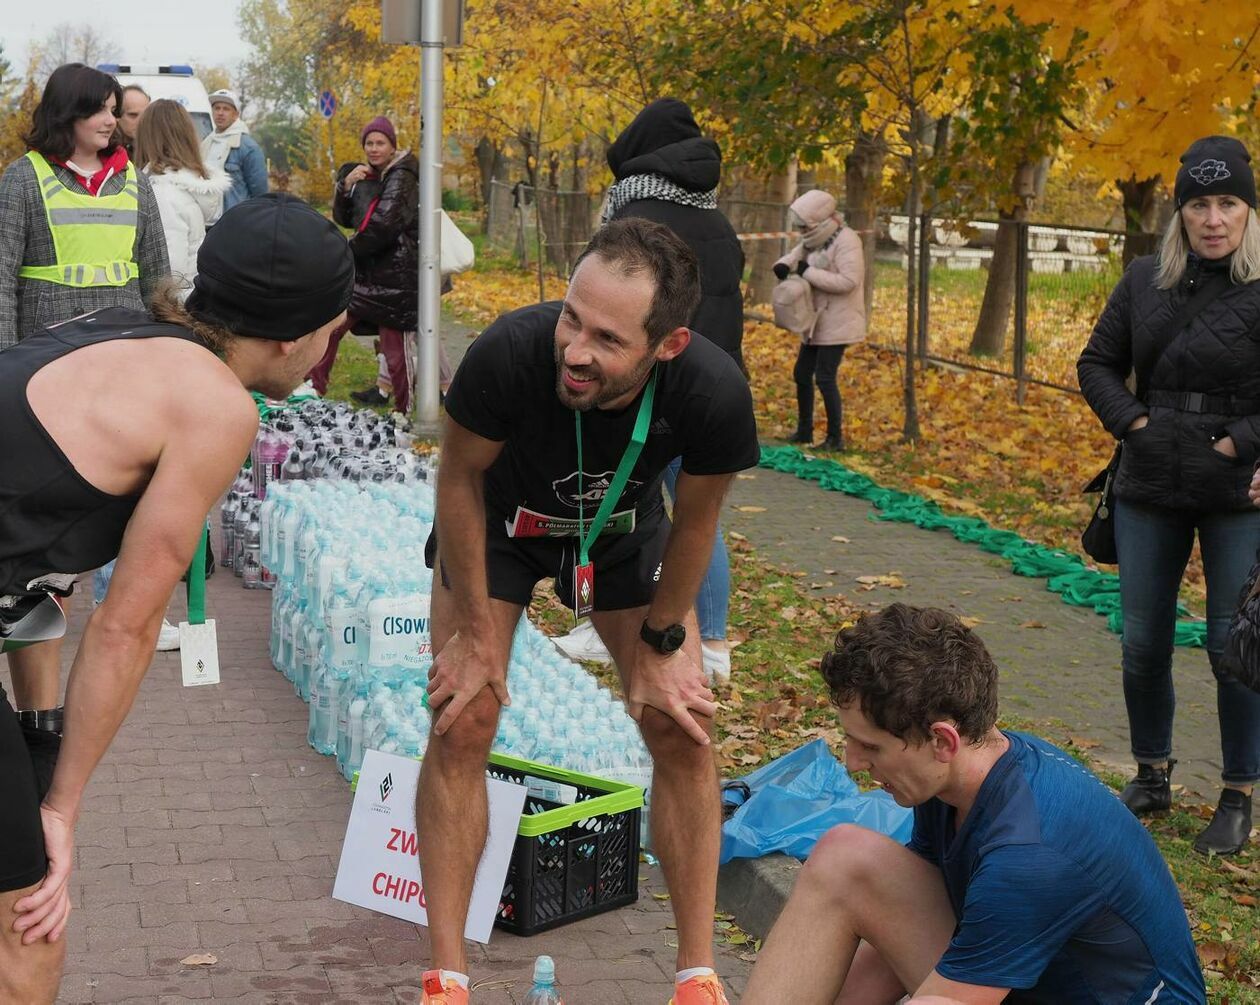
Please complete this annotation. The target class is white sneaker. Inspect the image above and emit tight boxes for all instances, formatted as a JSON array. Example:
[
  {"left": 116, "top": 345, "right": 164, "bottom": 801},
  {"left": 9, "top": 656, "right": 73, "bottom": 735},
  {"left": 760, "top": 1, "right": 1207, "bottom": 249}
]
[
  {"left": 552, "top": 620, "right": 612, "bottom": 664},
  {"left": 155, "top": 619, "right": 181, "bottom": 652},
  {"left": 702, "top": 642, "right": 731, "bottom": 685}
]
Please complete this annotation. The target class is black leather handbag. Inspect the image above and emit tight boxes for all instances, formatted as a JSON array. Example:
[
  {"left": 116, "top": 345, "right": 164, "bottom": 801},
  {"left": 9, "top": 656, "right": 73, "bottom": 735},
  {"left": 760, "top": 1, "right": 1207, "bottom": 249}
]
[
  {"left": 1081, "top": 445, "right": 1121, "bottom": 564},
  {"left": 1221, "top": 552, "right": 1260, "bottom": 692}
]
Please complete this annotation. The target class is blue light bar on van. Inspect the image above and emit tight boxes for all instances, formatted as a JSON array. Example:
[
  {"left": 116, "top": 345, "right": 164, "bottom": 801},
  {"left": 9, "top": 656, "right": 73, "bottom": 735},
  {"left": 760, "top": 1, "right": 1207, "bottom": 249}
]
[{"left": 95, "top": 63, "right": 195, "bottom": 76}]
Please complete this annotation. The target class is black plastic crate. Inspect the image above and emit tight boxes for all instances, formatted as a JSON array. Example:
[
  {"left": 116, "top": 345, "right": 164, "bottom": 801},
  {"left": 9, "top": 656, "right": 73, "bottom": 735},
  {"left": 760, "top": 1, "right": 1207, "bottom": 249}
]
[{"left": 488, "top": 753, "right": 643, "bottom": 936}]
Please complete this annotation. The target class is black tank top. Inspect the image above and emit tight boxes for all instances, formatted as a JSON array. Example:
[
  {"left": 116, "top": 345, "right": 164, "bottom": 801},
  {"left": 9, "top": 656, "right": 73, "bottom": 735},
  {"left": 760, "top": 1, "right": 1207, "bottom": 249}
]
[{"left": 0, "top": 307, "right": 208, "bottom": 597}]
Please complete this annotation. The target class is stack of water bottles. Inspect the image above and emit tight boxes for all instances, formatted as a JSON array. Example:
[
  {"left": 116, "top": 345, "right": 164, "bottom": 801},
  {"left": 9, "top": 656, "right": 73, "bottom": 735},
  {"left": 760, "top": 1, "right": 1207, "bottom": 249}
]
[
  {"left": 219, "top": 400, "right": 429, "bottom": 591},
  {"left": 241, "top": 401, "right": 656, "bottom": 846}
]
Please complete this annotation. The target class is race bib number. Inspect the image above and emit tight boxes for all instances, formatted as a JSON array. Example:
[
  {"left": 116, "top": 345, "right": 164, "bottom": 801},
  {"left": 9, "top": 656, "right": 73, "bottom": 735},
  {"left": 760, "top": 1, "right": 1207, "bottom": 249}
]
[{"left": 507, "top": 505, "right": 637, "bottom": 539}]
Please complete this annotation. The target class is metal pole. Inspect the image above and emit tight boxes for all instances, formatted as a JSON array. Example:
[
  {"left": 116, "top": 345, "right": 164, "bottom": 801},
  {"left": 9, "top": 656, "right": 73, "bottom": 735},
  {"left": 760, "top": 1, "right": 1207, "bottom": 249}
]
[
  {"left": 415, "top": 0, "right": 444, "bottom": 433},
  {"left": 1014, "top": 220, "right": 1029, "bottom": 404},
  {"left": 916, "top": 211, "right": 930, "bottom": 367}
]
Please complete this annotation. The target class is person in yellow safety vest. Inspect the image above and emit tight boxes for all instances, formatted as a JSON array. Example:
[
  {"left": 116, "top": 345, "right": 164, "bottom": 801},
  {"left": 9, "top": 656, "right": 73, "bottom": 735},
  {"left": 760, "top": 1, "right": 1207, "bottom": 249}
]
[
  {"left": 0, "top": 62, "right": 169, "bottom": 810},
  {"left": 0, "top": 62, "right": 170, "bottom": 350}
]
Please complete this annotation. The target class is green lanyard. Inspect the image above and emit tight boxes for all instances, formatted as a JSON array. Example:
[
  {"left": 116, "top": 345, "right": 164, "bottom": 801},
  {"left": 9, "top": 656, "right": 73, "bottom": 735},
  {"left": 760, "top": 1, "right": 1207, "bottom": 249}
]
[
  {"left": 575, "top": 369, "right": 658, "bottom": 565},
  {"left": 185, "top": 523, "right": 208, "bottom": 626}
]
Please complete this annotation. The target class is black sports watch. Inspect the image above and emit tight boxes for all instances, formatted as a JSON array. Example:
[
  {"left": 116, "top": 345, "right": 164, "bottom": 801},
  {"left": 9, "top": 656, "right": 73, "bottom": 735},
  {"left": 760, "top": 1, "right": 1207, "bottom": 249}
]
[{"left": 640, "top": 619, "right": 686, "bottom": 654}]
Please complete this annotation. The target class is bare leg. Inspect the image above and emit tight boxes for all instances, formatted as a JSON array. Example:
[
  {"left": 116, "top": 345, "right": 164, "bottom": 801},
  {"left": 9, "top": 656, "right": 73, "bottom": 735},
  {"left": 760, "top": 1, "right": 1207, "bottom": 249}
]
[
  {"left": 0, "top": 881, "right": 66, "bottom": 1004},
  {"left": 592, "top": 606, "right": 719, "bottom": 971},
  {"left": 7, "top": 638, "right": 64, "bottom": 710},
  {"left": 415, "top": 568, "right": 522, "bottom": 976},
  {"left": 745, "top": 825, "right": 957, "bottom": 1005}
]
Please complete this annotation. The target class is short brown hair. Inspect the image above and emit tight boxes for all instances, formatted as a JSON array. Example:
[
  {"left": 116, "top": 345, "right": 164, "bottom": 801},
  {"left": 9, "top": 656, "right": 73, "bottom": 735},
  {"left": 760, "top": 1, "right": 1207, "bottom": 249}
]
[
  {"left": 572, "top": 218, "right": 701, "bottom": 346},
  {"left": 820, "top": 604, "right": 999, "bottom": 743},
  {"left": 134, "top": 99, "right": 209, "bottom": 178}
]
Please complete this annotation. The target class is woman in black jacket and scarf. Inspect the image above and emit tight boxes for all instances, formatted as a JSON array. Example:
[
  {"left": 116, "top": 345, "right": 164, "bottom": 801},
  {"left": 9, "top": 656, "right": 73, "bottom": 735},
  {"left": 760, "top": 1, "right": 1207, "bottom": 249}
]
[
  {"left": 308, "top": 116, "right": 420, "bottom": 413},
  {"left": 1078, "top": 135, "right": 1260, "bottom": 856}
]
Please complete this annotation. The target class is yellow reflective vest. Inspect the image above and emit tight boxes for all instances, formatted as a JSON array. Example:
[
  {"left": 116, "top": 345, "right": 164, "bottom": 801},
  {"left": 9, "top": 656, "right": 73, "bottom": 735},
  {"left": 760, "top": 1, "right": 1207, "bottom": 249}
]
[{"left": 18, "top": 151, "right": 140, "bottom": 288}]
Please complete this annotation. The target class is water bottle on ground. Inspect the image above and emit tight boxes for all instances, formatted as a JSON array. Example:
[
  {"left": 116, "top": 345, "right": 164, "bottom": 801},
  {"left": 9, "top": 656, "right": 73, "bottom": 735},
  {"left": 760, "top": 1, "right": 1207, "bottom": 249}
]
[{"left": 523, "top": 955, "right": 563, "bottom": 1005}]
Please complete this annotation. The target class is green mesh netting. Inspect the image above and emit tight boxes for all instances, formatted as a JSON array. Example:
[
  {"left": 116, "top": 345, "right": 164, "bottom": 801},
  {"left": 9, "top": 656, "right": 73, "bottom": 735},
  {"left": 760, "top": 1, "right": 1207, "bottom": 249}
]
[{"left": 758, "top": 445, "right": 1206, "bottom": 649}]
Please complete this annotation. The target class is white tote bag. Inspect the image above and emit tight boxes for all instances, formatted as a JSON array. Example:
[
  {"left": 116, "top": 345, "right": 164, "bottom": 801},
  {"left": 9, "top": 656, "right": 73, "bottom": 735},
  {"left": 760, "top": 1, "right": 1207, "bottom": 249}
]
[{"left": 440, "top": 210, "right": 475, "bottom": 275}]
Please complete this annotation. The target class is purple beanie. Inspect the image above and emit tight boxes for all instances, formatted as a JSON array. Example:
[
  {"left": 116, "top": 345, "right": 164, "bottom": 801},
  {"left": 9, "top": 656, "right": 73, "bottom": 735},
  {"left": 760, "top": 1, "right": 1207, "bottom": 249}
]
[{"left": 361, "top": 116, "right": 397, "bottom": 147}]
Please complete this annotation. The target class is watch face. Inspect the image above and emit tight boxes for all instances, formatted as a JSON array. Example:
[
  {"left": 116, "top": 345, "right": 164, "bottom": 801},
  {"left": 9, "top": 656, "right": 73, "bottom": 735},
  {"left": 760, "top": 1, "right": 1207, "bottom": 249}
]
[{"left": 661, "top": 624, "right": 686, "bottom": 653}]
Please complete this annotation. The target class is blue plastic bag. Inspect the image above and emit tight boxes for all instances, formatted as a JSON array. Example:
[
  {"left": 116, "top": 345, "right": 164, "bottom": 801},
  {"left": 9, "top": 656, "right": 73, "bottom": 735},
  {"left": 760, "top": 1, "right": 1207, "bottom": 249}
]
[{"left": 719, "top": 739, "right": 913, "bottom": 864}]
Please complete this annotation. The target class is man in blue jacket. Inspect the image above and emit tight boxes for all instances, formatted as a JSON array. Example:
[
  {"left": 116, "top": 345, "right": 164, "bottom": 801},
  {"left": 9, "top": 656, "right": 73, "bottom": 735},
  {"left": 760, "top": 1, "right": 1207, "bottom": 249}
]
[{"left": 200, "top": 89, "right": 268, "bottom": 216}]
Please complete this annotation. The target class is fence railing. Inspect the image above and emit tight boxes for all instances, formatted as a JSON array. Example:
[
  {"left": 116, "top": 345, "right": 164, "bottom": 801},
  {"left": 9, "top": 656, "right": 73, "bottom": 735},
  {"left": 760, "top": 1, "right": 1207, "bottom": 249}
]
[{"left": 484, "top": 185, "right": 1131, "bottom": 399}]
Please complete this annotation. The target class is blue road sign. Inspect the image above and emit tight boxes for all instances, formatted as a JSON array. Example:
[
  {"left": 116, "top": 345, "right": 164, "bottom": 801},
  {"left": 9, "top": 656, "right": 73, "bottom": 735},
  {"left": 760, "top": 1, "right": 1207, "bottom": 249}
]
[{"left": 318, "top": 90, "right": 337, "bottom": 119}]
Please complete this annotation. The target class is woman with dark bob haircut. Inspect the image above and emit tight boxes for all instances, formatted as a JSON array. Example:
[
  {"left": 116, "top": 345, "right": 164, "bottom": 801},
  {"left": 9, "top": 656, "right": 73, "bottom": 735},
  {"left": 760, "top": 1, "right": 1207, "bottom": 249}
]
[{"left": 0, "top": 62, "right": 169, "bottom": 851}]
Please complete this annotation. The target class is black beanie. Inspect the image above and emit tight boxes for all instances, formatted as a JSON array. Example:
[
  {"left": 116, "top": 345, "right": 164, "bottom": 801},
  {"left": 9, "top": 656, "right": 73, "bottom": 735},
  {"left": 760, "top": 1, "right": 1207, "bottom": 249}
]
[
  {"left": 188, "top": 193, "right": 355, "bottom": 341},
  {"left": 1174, "top": 135, "right": 1257, "bottom": 209}
]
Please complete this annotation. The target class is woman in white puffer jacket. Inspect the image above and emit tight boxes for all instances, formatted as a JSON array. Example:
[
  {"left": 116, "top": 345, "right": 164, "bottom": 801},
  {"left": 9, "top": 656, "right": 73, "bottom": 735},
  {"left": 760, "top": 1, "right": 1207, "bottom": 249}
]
[{"left": 134, "top": 99, "right": 231, "bottom": 291}]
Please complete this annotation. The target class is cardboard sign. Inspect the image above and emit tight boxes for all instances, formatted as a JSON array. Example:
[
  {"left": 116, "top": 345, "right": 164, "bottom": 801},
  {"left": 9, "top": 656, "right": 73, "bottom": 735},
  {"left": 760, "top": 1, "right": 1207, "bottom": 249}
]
[
  {"left": 332, "top": 750, "right": 526, "bottom": 942},
  {"left": 179, "top": 619, "right": 220, "bottom": 687}
]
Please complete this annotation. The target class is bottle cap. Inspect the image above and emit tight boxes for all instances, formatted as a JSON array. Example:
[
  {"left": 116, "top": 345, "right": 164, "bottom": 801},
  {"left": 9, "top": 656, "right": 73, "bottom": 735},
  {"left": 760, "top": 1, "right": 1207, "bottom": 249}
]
[{"left": 533, "top": 955, "right": 555, "bottom": 983}]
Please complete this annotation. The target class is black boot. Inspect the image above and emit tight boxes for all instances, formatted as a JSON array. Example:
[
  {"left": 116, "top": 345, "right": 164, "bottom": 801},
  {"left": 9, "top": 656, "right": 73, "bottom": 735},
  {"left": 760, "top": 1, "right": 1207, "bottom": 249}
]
[
  {"left": 1193, "top": 788, "right": 1253, "bottom": 856},
  {"left": 1119, "top": 760, "right": 1175, "bottom": 816},
  {"left": 818, "top": 435, "right": 844, "bottom": 452},
  {"left": 785, "top": 429, "right": 812, "bottom": 444}
]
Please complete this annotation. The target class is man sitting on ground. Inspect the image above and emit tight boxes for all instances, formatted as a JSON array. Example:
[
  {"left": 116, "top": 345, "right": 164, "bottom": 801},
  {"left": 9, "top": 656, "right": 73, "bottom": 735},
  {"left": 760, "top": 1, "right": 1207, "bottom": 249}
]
[{"left": 744, "top": 604, "right": 1205, "bottom": 1004}]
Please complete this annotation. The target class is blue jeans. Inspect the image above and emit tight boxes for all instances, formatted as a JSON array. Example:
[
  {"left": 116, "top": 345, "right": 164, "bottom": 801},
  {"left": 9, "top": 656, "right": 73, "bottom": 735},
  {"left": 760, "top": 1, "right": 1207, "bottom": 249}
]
[
  {"left": 1114, "top": 498, "right": 1260, "bottom": 784},
  {"left": 93, "top": 560, "right": 116, "bottom": 605},
  {"left": 662, "top": 457, "right": 729, "bottom": 642}
]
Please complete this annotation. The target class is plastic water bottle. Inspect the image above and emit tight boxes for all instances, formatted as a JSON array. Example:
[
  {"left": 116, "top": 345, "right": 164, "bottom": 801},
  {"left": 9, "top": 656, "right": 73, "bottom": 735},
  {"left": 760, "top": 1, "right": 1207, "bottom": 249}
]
[
  {"left": 523, "top": 956, "right": 563, "bottom": 1005},
  {"left": 241, "top": 516, "right": 263, "bottom": 589},
  {"left": 220, "top": 491, "right": 240, "bottom": 570}
]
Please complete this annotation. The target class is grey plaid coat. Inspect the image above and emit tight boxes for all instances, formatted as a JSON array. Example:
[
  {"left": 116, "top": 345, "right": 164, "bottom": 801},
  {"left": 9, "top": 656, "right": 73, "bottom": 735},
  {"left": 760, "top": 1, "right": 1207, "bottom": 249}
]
[{"left": 0, "top": 155, "right": 170, "bottom": 349}]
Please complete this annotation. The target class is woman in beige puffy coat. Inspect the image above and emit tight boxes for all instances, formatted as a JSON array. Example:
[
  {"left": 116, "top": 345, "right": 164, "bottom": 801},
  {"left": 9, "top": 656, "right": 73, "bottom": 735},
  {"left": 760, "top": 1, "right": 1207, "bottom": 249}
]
[{"left": 774, "top": 189, "right": 865, "bottom": 450}]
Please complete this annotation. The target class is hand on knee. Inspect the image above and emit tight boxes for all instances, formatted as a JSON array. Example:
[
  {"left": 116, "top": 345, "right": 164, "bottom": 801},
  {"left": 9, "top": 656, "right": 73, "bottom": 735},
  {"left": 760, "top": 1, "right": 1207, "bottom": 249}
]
[
  {"left": 429, "top": 689, "right": 499, "bottom": 764},
  {"left": 639, "top": 705, "right": 714, "bottom": 761}
]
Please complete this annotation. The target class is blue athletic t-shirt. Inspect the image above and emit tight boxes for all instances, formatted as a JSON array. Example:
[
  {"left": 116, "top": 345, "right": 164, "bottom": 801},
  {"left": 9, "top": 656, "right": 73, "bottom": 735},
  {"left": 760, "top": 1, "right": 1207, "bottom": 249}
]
[{"left": 910, "top": 731, "right": 1204, "bottom": 1003}]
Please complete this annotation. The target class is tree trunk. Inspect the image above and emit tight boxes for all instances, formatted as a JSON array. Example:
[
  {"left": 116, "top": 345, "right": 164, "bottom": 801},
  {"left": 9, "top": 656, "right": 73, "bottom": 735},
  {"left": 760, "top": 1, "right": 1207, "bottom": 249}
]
[
  {"left": 1117, "top": 175, "right": 1162, "bottom": 266},
  {"left": 903, "top": 152, "right": 921, "bottom": 444},
  {"left": 968, "top": 161, "right": 1037, "bottom": 357},
  {"left": 844, "top": 130, "right": 888, "bottom": 326},
  {"left": 746, "top": 165, "right": 798, "bottom": 304},
  {"left": 474, "top": 136, "right": 505, "bottom": 230}
]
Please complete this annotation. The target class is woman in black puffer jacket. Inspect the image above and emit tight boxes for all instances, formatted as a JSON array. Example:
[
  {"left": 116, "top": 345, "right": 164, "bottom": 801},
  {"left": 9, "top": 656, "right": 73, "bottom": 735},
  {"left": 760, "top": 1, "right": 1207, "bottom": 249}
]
[
  {"left": 308, "top": 116, "right": 420, "bottom": 413},
  {"left": 1078, "top": 135, "right": 1260, "bottom": 856}
]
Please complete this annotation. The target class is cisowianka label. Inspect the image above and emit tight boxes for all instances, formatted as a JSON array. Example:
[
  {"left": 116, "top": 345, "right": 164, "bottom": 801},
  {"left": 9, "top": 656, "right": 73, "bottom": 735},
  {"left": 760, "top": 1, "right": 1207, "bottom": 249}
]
[{"left": 367, "top": 595, "right": 433, "bottom": 668}]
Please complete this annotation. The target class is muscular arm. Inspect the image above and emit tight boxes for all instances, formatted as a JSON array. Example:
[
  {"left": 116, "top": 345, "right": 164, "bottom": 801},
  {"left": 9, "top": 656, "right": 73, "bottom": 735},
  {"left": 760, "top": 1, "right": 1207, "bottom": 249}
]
[
  {"left": 14, "top": 382, "right": 257, "bottom": 943},
  {"left": 646, "top": 470, "right": 731, "bottom": 631},
  {"left": 433, "top": 416, "right": 504, "bottom": 634},
  {"left": 427, "top": 415, "right": 506, "bottom": 733},
  {"left": 48, "top": 393, "right": 257, "bottom": 817}
]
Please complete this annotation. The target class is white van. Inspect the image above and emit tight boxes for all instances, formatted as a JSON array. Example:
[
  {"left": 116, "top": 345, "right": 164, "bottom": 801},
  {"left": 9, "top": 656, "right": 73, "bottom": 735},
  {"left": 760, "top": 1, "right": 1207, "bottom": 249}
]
[{"left": 96, "top": 63, "right": 214, "bottom": 140}]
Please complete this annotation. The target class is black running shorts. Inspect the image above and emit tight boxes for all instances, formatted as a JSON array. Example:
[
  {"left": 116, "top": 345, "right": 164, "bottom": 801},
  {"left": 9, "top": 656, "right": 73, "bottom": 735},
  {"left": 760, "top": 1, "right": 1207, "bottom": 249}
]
[
  {"left": 425, "top": 514, "right": 671, "bottom": 611},
  {"left": 0, "top": 685, "right": 50, "bottom": 893}
]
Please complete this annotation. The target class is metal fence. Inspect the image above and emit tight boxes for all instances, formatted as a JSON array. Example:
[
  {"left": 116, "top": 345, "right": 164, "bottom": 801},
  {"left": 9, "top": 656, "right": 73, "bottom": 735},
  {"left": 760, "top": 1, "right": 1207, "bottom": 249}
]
[
  {"left": 871, "top": 213, "right": 1127, "bottom": 398},
  {"left": 485, "top": 180, "right": 599, "bottom": 277},
  {"left": 484, "top": 185, "right": 1131, "bottom": 399}
]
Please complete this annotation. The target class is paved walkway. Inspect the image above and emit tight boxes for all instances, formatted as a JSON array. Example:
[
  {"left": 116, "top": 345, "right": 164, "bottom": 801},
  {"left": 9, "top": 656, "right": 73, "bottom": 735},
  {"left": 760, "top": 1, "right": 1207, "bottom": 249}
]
[
  {"left": 726, "top": 464, "right": 1224, "bottom": 798},
  {"left": 9, "top": 563, "right": 751, "bottom": 1003}
]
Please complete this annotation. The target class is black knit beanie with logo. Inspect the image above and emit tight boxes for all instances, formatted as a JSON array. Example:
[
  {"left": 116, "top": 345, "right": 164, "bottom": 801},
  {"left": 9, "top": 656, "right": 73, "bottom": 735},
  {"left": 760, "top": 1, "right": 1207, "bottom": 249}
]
[
  {"left": 1174, "top": 136, "right": 1257, "bottom": 209},
  {"left": 188, "top": 193, "right": 355, "bottom": 341}
]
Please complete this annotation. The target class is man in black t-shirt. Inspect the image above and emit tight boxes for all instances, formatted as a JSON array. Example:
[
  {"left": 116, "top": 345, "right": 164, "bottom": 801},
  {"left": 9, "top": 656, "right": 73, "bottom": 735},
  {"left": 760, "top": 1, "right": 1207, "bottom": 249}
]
[{"left": 417, "top": 219, "right": 759, "bottom": 1004}]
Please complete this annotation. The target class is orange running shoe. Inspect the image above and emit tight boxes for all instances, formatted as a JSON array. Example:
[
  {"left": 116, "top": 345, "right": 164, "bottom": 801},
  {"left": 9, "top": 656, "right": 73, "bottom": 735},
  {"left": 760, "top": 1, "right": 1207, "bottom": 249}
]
[
  {"left": 421, "top": 970, "right": 470, "bottom": 1004},
  {"left": 669, "top": 972, "right": 730, "bottom": 1005}
]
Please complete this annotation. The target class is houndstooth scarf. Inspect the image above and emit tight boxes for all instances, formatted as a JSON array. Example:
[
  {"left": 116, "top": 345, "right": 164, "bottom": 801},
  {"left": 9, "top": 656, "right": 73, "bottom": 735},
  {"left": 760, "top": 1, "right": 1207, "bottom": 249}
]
[{"left": 602, "top": 173, "right": 718, "bottom": 223}]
